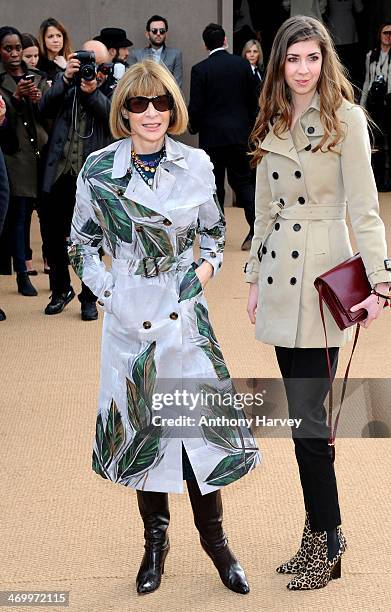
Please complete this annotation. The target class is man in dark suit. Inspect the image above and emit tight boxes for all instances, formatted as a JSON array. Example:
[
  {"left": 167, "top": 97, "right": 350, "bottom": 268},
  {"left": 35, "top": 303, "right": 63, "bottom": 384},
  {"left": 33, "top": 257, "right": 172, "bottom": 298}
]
[{"left": 188, "top": 23, "right": 257, "bottom": 250}]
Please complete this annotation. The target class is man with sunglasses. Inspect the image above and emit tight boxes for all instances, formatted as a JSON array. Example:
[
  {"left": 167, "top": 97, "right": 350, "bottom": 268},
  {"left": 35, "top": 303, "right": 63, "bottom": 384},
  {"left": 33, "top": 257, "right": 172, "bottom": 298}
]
[{"left": 128, "top": 15, "right": 183, "bottom": 88}]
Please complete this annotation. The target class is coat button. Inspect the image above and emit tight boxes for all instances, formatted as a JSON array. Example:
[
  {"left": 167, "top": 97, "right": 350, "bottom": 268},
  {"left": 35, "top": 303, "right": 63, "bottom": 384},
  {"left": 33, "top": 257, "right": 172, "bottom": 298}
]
[
  {"left": 143, "top": 321, "right": 152, "bottom": 329},
  {"left": 103, "top": 290, "right": 111, "bottom": 297},
  {"left": 290, "top": 277, "right": 297, "bottom": 285},
  {"left": 274, "top": 222, "right": 280, "bottom": 231},
  {"left": 262, "top": 246, "right": 267, "bottom": 254},
  {"left": 97, "top": 300, "right": 104, "bottom": 306},
  {"left": 210, "top": 252, "right": 216, "bottom": 258},
  {"left": 298, "top": 196, "right": 305, "bottom": 204},
  {"left": 293, "top": 223, "right": 301, "bottom": 231},
  {"left": 170, "top": 312, "right": 178, "bottom": 320},
  {"left": 279, "top": 198, "right": 285, "bottom": 206},
  {"left": 292, "top": 250, "right": 299, "bottom": 258},
  {"left": 271, "top": 250, "right": 276, "bottom": 258},
  {"left": 267, "top": 276, "right": 273, "bottom": 284},
  {"left": 272, "top": 172, "right": 279, "bottom": 179},
  {"left": 294, "top": 170, "right": 302, "bottom": 178},
  {"left": 116, "top": 188, "right": 124, "bottom": 196},
  {"left": 307, "top": 126, "right": 315, "bottom": 134},
  {"left": 163, "top": 219, "right": 172, "bottom": 226},
  {"left": 305, "top": 144, "right": 311, "bottom": 151},
  {"left": 135, "top": 226, "right": 143, "bottom": 232}
]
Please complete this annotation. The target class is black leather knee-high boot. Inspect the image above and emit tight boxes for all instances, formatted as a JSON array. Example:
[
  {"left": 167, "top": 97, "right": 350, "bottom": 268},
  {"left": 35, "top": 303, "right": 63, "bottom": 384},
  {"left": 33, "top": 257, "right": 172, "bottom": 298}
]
[
  {"left": 186, "top": 479, "right": 249, "bottom": 594},
  {"left": 136, "top": 490, "right": 170, "bottom": 594}
]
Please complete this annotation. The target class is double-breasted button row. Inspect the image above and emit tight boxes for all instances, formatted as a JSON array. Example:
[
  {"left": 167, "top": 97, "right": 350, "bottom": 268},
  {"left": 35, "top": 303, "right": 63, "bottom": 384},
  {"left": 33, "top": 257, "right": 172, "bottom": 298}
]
[
  {"left": 267, "top": 276, "right": 297, "bottom": 285},
  {"left": 298, "top": 196, "right": 305, "bottom": 204},
  {"left": 142, "top": 313, "right": 178, "bottom": 328},
  {"left": 293, "top": 223, "right": 301, "bottom": 231}
]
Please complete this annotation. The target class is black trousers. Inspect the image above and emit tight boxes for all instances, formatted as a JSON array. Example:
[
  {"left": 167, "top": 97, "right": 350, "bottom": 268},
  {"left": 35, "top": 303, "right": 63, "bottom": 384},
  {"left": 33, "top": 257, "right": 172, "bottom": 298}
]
[
  {"left": 42, "top": 173, "right": 96, "bottom": 302},
  {"left": 205, "top": 144, "right": 255, "bottom": 234},
  {"left": 275, "top": 346, "right": 341, "bottom": 532}
]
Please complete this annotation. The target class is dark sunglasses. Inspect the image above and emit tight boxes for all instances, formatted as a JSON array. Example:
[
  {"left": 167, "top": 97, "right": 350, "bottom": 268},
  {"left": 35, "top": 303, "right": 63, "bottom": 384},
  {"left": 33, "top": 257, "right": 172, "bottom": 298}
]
[
  {"left": 124, "top": 94, "right": 174, "bottom": 113},
  {"left": 150, "top": 28, "right": 166, "bottom": 35},
  {"left": 382, "top": 30, "right": 391, "bottom": 35}
]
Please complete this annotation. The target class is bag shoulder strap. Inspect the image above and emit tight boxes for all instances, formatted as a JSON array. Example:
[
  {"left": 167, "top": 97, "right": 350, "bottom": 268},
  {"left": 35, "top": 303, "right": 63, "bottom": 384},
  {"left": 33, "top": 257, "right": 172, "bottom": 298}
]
[{"left": 318, "top": 287, "right": 360, "bottom": 460}]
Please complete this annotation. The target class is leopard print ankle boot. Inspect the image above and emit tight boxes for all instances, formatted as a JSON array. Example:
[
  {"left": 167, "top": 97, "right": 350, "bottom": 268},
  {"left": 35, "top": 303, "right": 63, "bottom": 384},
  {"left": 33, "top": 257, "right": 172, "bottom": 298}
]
[
  {"left": 276, "top": 513, "right": 312, "bottom": 574},
  {"left": 286, "top": 527, "right": 347, "bottom": 590}
]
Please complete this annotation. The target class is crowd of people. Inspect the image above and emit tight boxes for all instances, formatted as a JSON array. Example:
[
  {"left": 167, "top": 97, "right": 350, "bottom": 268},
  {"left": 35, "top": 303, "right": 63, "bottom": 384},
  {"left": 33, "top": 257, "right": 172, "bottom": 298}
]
[{"left": 0, "top": 9, "right": 390, "bottom": 324}]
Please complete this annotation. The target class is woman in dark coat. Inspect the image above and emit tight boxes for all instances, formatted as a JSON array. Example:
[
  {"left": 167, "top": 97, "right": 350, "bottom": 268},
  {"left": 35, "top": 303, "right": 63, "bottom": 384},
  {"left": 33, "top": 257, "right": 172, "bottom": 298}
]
[{"left": 0, "top": 26, "right": 48, "bottom": 296}]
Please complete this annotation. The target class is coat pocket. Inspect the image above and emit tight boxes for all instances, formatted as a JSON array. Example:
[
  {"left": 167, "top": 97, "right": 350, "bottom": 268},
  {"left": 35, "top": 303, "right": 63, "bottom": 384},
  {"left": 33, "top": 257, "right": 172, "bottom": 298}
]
[{"left": 178, "top": 263, "right": 203, "bottom": 302}]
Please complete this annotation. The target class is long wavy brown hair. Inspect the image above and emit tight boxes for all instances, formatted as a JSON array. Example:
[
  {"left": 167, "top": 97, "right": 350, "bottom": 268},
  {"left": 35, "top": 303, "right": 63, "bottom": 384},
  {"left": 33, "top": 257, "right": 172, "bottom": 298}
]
[
  {"left": 250, "top": 16, "right": 354, "bottom": 167},
  {"left": 37, "top": 17, "right": 73, "bottom": 60}
]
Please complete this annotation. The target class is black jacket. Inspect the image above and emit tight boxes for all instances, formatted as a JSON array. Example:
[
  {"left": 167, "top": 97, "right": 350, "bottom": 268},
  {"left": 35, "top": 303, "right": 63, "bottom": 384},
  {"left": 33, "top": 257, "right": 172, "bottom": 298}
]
[
  {"left": 188, "top": 50, "right": 257, "bottom": 149},
  {"left": 0, "top": 148, "right": 9, "bottom": 234},
  {"left": 39, "top": 75, "right": 114, "bottom": 193}
]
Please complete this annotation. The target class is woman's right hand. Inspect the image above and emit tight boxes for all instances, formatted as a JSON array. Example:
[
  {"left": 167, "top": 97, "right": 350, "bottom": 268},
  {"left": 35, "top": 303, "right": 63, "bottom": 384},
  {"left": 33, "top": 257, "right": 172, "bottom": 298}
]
[
  {"left": 13, "top": 79, "right": 38, "bottom": 101},
  {"left": 247, "top": 282, "right": 258, "bottom": 324}
]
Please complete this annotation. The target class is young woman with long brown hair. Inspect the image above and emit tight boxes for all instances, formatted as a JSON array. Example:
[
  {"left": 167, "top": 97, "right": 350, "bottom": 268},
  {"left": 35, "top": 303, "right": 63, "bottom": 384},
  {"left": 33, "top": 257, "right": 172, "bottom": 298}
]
[
  {"left": 37, "top": 18, "right": 73, "bottom": 82},
  {"left": 246, "top": 15, "right": 391, "bottom": 590}
]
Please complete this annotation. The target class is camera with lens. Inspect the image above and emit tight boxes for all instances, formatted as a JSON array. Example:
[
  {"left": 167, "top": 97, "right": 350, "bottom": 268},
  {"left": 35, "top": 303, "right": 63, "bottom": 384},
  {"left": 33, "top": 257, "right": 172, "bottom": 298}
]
[
  {"left": 74, "top": 50, "right": 96, "bottom": 81},
  {"left": 367, "top": 74, "right": 387, "bottom": 111}
]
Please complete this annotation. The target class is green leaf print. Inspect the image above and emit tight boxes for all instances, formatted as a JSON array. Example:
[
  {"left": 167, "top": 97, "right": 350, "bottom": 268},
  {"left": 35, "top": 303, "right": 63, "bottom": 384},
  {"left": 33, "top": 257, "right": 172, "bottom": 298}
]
[
  {"left": 204, "top": 450, "right": 258, "bottom": 487},
  {"left": 93, "top": 186, "right": 134, "bottom": 245},
  {"left": 80, "top": 218, "right": 102, "bottom": 247},
  {"left": 92, "top": 448, "right": 108, "bottom": 479},
  {"left": 194, "top": 303, "right": 230, "bottom": 380},
  {"left": 136, "top": 224, "right": 174, "bottom": 257},
  {"left": 176, "top": 223, "right": 196, "bottom": 255},
  {"left": 95, "top": 413, "right": 111, "bottom": 467},
  {"left": 124, "top": 199, "right": 156, "bottom": 219},
  {"left": 68, "top": 244, "right": 84, "bottom": 280},
  {"left": 82, "top": 150, "right": 115, "bottom": 182},
  {"left": 132, "top": 341, "right": 157, "bottom": 407},
  {"left": 106, "top": 398, "right": 125, "bottom": 458},
  {"left": 117, "top": 424, "right": 161, "bottom": 481},
  {"left": 178, "top": 266, "right": 202, "bottom": 302},
  {"left": 199, "top": 384, "right": 240, "bottom": 450}
]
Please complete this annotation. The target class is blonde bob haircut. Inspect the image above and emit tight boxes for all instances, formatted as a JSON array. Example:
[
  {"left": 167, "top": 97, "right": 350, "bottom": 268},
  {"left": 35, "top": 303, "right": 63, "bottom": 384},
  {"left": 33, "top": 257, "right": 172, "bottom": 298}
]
[{"left": 110, "top": 59, "right": 188, "bottom": 139}]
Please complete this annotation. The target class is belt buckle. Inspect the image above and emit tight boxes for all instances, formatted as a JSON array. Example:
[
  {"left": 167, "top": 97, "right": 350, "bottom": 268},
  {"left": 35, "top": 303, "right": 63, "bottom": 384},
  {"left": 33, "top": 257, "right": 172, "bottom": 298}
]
[{"left": 142, "top": 257, "right": 160, "bottom": 278}]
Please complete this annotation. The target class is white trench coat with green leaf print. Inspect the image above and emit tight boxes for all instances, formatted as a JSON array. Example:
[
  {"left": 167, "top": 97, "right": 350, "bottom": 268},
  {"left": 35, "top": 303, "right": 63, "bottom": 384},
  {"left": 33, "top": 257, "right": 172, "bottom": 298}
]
[{"left": 69, "top": 135, "right": 260, "bottom": 494}]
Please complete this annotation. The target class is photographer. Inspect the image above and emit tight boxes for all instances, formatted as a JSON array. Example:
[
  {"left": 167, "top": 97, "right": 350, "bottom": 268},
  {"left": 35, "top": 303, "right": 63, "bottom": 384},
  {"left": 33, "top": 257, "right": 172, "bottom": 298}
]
[
  {"left": 40, "top": 40, "right": 114, "bottom": 319},
  {"left": 360, "top": 22, "right": 391, "bottom": 191}
]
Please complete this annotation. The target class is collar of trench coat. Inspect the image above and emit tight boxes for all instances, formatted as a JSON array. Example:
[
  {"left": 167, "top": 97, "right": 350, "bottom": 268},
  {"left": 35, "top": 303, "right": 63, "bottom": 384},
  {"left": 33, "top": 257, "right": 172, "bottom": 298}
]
[
  {"left": 111, "top": 135, "right": 190, "bottom": 220},
  {"left": 260, "top": 91, "right": 325, "bottom": 164}
]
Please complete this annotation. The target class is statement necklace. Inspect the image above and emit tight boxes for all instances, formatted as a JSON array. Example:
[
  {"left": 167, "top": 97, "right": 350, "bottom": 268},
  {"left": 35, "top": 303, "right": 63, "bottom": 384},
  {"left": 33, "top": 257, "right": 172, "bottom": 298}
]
[{"left": 131, "top": 147, "right": 165, "bottom": 187}]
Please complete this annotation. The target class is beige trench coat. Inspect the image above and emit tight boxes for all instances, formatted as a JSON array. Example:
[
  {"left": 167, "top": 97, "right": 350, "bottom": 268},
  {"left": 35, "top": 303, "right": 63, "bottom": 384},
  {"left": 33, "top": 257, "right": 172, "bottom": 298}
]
[{"left": 245, "top": 93, "right": 391, "bottom": 348}]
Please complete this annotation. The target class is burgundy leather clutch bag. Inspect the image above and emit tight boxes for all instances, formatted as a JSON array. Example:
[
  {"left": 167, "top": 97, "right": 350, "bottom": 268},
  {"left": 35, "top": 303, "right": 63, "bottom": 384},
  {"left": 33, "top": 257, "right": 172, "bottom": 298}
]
[{"left": 314, "top": 253, "right": 371, "bottom": 330}]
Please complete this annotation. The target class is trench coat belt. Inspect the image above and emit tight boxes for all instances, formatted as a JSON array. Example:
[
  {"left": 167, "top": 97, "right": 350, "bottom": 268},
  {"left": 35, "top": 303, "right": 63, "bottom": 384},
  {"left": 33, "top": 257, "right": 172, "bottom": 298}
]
[
  {"left": 260, "top": 201, "right": 347, "bottom": 247},
  {"left": 111, "top": 253, "right": 193, "bottom": 277}
]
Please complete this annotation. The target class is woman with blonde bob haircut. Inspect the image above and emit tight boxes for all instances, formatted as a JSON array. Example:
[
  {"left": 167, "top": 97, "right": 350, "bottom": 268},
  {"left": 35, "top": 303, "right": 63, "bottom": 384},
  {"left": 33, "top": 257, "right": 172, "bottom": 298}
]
[
  {"left": 246, "top": 16, "right": 391, "bottom": 590},
  {"left": 68, "top": 59, "right": 260, "bottom": 596}
]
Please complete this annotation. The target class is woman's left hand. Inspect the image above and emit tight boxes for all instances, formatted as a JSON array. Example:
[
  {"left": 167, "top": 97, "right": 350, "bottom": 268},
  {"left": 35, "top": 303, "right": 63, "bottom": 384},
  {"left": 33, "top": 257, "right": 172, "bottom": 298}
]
[
  {"left": 195, "top": 261, "right": 214, "bottom": 289},
  {"left": 350, "top": 293, "right": 386, "bottom": 328},
  {"left": 54, "top": 55, "right": 67, "bottom": 69}
]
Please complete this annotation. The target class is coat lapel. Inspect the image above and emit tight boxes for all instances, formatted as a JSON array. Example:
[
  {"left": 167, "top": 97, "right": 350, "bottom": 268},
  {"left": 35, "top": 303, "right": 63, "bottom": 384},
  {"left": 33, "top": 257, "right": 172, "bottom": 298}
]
[{"left": 261, "top": 128, "right": 301, "bottom": 164}]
